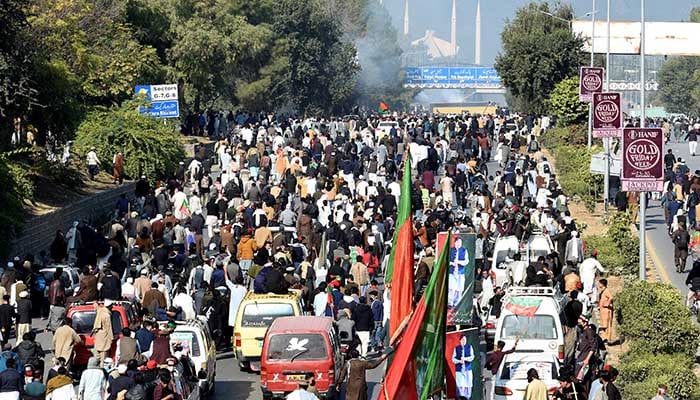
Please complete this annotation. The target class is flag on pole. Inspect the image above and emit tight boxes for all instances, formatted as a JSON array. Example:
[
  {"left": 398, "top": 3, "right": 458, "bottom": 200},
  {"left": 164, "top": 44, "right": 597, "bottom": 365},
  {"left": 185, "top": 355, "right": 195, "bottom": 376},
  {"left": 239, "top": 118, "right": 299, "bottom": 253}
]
[
  {"left": 378, "top": 101, "right": 390, "bottom": 113},
  {"left": 504, "top": 297, "right": 543, "bottom": 317},
  {"left": 385, "top": 151, "right": 413, "bottom": 284},
  {"left": 379, "top": 231, "right": 451, "bottom": 400},
  {"left": 179, "top": 196, "right": 190, "bottom": 217}
]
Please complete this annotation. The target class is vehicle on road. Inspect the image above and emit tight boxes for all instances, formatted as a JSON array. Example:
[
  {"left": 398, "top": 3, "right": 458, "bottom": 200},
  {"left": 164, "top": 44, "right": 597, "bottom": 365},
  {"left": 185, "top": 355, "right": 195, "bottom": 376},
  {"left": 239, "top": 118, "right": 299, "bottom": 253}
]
[
  {"left": 40, "top": 265, "right": 81, "bottom": 295},
  {"left": 492, "top": 234, "right": 555, "bottom": 288},
  {"left": 66, "top": 301, "right": 140, "bottom": 371},
  {"left": 494, "top": 287, "right": 565, "bottom": 360},
  {"left": 169, "top": 318, "right": 217, "bottom": 394},
  {"left": 375, "top": 120, "right": 399, "bottom": 139},
  {"left": 260, "top": 316, "right": 343, "bottom": 400},
  {"left": 492, "top": 352, "right": 560, "bottom": 400},
  {"left": 233, "top": 292, "right": 304, "bottom": 372}
]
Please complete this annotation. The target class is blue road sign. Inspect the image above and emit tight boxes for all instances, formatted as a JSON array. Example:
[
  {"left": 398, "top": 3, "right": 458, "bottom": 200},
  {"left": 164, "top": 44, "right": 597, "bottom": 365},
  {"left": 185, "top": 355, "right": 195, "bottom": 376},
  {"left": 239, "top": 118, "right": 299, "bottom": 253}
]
[
  {"left": 135, "top": 84, "right": 179, "bottom": 118},
  {"left": 402, "top": 67, "right": 502, "bottom": 88},
  {"left": 142, "top": 100, "right": 180, "bottom": 118}
]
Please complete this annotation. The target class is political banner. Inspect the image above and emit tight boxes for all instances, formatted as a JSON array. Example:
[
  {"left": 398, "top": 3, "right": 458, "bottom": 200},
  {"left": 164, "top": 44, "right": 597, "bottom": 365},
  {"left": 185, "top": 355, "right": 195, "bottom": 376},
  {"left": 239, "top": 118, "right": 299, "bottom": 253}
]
[
  {"left": 445, "top": 328, "right": 482, "bottom": 400},
  {"left": 621, "top": 128, "right": 664, "bottom": 191},
  {"left": 579, "top": 67, "right": 604, "bottom": 102},
  {"left": 437, "top": 232, "right": 476, "bottom": 326},
  {"left": 592, "top": 92, "right": 622, "bottom": 138}
]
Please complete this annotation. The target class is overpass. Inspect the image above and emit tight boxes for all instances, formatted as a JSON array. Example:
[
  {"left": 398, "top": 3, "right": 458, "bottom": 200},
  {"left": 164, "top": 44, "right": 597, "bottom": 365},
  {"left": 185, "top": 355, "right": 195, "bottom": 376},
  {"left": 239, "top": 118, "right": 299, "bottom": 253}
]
[{"left": 403, "top": 66, "right": 505, "bottom": 92}]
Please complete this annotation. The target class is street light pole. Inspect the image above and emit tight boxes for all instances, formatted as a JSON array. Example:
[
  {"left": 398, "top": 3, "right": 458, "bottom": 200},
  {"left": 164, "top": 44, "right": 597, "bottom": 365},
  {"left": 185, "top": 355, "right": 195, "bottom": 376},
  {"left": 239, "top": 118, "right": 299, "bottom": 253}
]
[
  {"left": 587, "top": 0, "right": 596, "bottom": 149},
  {"left": 639, "top": 0, "right": 646, "bottom": 280},
  {"left": 604, "top": 0, "right": 611, "bottom": 214}
]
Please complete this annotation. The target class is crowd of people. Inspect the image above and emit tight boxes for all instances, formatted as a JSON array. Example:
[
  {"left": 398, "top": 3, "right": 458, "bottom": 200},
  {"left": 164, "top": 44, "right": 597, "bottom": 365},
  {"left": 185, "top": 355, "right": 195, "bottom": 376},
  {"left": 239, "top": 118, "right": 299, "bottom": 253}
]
[{"left": 0, "top": 109, "right": 675, "bottom": 400}]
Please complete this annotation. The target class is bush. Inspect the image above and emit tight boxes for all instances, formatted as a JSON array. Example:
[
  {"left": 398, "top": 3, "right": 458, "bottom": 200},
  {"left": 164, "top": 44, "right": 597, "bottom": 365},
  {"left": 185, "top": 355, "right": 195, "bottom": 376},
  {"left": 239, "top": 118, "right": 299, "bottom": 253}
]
[
  {"left": 584, "top": 212, "right": 639, "bottom": 280},
  {"left": 544, "top": 77, "right": 589, "bottom": 127},
  {"left": 616, "top": 281, "right": 700, "bottom": 356},
  {"left": 0, "top": 149, "right": 35, "bottom": 258},
  {"left": 618, "top": 352, "right": 700, "bottom": 400},
  {"left": 540, "top": 126, "right": 602, "bottom": 211},
  {"left": 74, "top": 98, "right": 185, "bottom": 182}
]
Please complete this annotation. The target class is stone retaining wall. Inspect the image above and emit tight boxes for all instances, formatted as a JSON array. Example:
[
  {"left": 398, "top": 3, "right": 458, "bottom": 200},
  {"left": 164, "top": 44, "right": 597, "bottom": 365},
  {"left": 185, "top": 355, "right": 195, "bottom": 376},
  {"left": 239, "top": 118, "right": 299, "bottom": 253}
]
[{"left": 10, "top": 183, "right": 135, "bottom": 258}]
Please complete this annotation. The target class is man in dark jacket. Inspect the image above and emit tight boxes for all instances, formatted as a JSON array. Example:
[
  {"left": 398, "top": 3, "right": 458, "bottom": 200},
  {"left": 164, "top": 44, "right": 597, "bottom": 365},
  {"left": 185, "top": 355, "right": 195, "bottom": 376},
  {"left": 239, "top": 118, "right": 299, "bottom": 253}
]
[
  {"left": 13, "top": 332, "right": 44, "bottom": 372},
  {"left": 16, "top": 292, "right": 32, "bottom": 340},
  {"left": 100, "top": 268, "right": 121, "bottom": 300},
  {"left": 352, "top": 297, "right": 374, "bottom": 357},
  {"left": 0, "top": 297, "right": 14, "bottom": 347},
  {"left": 0, "top": 358, "right": 23, "bottom": 395}
]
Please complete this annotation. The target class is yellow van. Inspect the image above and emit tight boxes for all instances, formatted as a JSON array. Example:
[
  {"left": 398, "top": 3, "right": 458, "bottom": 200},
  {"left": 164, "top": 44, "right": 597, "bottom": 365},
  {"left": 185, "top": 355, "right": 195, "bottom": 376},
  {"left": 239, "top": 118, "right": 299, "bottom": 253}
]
[{"left": 233, "top": 291, "right": 304, "bottom": 372}]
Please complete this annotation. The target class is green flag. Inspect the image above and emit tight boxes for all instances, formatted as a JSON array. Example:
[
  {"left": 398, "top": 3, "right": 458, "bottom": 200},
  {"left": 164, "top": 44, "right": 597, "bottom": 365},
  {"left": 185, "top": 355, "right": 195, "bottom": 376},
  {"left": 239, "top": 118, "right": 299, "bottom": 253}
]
[
  {"left": 385, "top": 151, "right": 412, "bottom": 284},
  {"left": 415, "top": 231, "right": 450, "bottom": 399}
]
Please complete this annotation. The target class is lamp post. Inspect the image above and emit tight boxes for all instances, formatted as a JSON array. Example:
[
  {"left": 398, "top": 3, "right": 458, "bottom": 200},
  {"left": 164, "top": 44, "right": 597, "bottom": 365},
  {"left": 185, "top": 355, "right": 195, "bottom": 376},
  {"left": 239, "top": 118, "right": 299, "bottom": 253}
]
[
  {"left": 603, "top": 0, "right": 611, "bottom": 214},
  {"left": 639, "top": 0, "right": 646, "bottom": 280},
  {"left": 587, "top": 0, "right": 596, "bottom": 150}
]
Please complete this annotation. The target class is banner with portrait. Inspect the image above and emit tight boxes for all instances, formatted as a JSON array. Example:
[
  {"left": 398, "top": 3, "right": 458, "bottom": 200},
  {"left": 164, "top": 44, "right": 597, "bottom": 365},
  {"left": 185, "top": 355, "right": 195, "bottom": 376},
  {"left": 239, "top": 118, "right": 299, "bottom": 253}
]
[
  {"left": 437, "top": 231, "right": 476, "bottom": 326},
  {"left": 445, "top": 328, "right": 483, "bottom": 400}
]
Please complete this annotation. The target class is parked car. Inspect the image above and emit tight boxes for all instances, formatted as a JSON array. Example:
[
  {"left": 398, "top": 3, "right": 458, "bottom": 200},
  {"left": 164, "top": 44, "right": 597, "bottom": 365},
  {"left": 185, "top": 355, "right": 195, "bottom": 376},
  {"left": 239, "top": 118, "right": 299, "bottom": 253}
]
[
  {"left": 66, "top": 301, "right": 140, "bottom": 371},
  {"left": 40, "top": 265, "right": 81, "bottom": 295},
  {"left": 168, "top": 318, "right": 217, "bottom": 395},
  {"left": 494, "top": 287, "right": 565, "bottom": 360},
  {"left": 233, "top": 292, "right": 304, "bottom": 372},
  {"left": 493, "top": 352, "right": 560, "bottom": 400},
  {"left": 261, "top": 316, "right": 343, "bottom": 400}
]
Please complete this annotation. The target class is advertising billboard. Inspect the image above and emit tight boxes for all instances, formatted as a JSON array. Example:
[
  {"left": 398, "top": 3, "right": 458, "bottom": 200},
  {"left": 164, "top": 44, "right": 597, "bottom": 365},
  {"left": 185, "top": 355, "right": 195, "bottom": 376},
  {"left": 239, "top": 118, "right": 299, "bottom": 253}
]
[
  {"left": 573, "top": 20, "right": 700, "bottom": 56},
  {"left": 579, "top": 67, "right": 604, "bottom": 102},
  {"left": 437, "top": 232, "right": 476, "bottom": 326},
  {"left": 621, "top": 128, "right": 664, "bottom": 191},
  {"left": 592, "top": 92, "right": 622, "bottom": 138}
]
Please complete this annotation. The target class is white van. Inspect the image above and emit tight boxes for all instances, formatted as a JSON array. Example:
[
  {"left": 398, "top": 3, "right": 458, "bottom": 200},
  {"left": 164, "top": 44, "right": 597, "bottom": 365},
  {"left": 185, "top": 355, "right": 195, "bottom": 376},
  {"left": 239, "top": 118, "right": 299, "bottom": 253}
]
[
  {"left": 169, "top": 319, "right": 217, "bottom": 395},
  {"left": 494, "top": 287, "right": 565, "bottom": 361}
]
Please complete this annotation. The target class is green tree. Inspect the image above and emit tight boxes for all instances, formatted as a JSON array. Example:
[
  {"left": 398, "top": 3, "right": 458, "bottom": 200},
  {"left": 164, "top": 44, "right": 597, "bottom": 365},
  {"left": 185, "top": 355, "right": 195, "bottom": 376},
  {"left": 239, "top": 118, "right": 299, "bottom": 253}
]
[
  {"left": 544, "top": 76, "right": 588, "bottom": 126},
  {"left": 73, "top": 98, "right": 185, "bottom": 182},
  {"left": 495, "top": 2, "right": 585, "bottom": 113},
  {"left": 658, "top": 56, "right": 698, "bottom": 114}
]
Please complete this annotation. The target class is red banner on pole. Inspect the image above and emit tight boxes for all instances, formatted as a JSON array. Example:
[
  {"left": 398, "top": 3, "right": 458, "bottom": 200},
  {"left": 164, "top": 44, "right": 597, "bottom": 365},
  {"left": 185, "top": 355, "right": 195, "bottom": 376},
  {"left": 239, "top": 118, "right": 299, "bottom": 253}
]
[
  {"left": 579, "top": 67, "right": 604, "bottom": 102},
  {"left": 592, "top": 92, "right": 622, "bottom": 138},
  {"left": 621, "top": 128, "right": 664, "bottom": 192}
]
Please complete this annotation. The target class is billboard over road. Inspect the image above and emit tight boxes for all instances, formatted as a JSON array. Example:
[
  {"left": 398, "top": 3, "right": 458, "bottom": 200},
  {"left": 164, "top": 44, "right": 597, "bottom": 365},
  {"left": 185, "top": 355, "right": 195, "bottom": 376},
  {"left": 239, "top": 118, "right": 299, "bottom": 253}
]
[
  {"left": 573, "top": 20, "right": 700, "bottom": 56},
  {"left": 622, "top": 128, "right": 664, "bottom": 191},
  {"left": 404, "top": 67, "right": 502, "bottom": 88}
]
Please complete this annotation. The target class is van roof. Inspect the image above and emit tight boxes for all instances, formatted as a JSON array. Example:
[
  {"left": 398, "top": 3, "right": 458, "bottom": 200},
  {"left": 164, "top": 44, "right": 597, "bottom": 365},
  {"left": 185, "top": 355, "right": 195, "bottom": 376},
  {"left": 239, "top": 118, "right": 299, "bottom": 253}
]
[
  {"left": 268, "top": 316, "right": 334, "bottom": 333},
  {"left": 501, "top": 296, "right": 560, "bottom": 315},
  {"left": 243, "top": 292, "right": 299, "bottom": 302}
]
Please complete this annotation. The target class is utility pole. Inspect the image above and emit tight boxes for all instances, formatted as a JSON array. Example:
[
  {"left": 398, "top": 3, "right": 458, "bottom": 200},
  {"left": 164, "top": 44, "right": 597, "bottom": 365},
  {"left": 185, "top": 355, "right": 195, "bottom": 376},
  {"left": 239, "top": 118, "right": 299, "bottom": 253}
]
[
  {"left": 587, "top": 0, "right": 596, "bottom": 149},
  {"left": 604, "top": 0, "right": 611, "bottom": 214},
  {"left": 639, "top": 0, "right": 647, "bottom": 280}
]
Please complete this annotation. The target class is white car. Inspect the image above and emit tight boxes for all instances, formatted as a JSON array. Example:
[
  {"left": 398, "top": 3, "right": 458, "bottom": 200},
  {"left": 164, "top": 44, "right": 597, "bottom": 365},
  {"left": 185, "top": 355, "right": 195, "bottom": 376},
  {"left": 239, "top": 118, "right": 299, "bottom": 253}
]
[
  {"left": 375, "top": 121, "right": 399, "bottom": 139},
  {"left": 493, "top": 352, "right": 560, "bottom": 400},
  {"left": 40, "top": 265, "right": 81, "bottom": 295},
  {"left": 169, "top": 319, "right": 217, "bottom": 395},
  {"left": 495, "top": 287, "right": 566, "bottom": 362}
]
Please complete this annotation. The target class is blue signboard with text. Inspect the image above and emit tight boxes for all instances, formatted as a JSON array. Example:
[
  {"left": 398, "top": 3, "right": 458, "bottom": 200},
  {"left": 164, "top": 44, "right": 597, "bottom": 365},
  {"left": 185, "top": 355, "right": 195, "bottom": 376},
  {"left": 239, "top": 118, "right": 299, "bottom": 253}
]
[
  {"left": 402, "top": 67, "right": 502, "bottom": 88},
  {"left": 135, "top": 84, "right": 180, "bottom": 118}
]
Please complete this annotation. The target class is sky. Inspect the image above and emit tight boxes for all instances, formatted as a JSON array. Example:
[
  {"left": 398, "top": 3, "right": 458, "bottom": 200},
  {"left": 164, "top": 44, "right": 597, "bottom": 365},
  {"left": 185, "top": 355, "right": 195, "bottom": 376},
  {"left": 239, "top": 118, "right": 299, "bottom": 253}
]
[{"left": 384, "top": 0, "right": 700, "bottom": 66}]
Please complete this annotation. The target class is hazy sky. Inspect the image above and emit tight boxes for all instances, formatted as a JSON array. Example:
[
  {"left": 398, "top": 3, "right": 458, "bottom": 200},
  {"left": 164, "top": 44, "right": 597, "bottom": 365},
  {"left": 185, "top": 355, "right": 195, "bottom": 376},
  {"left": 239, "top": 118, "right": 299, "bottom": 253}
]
[{"left": 385, "top": 0, "right": 700, "bottom": 65}]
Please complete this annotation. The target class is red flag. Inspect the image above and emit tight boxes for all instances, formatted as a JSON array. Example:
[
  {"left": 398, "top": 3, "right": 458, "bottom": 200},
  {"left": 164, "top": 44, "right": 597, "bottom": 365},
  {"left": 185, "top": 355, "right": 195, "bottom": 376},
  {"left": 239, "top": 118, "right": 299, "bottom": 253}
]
[
  {"left": 379, "top": 297, "right": 425, "bottom": 400},
  {"left": 389, "top": 221, "right": 414, "bottom": 338}
]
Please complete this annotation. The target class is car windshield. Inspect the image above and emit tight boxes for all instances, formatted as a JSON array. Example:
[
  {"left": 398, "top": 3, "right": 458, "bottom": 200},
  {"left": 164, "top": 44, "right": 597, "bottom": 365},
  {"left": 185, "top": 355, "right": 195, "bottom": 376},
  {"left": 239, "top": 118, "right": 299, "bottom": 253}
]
[
  {"left": 494, "top": 249, "right": 517, "bottom": 268},
  {"left": 267, "top": 334, "right": 328, "bottom": 361},
  {"left": 170, "top": 330, "right": 201, "bottom": 357},
  {"left": 501, "top": 360, "right": 558, "bottom": 380},
  {"left": 242, "top": 303, "right": 294, "bottom": 328},
  {"left": 501, "top": 315, "right": 557, "bottom": 340},
  {"left": 71, "top": 310, "right": 123, "bottom": 336}
]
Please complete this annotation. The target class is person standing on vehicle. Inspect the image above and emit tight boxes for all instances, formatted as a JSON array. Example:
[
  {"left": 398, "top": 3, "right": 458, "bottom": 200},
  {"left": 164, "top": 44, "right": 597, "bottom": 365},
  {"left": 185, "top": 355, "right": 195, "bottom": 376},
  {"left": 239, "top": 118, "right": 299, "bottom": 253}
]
[
  {"left": 92, "top": 300, "right": 114, "bottom": 365},
  {"left": 597, "top": 279, "right": 615, "bottom": 344},
  {"left": 524, "top": 368, "right": 548, "bottom": 400},
  {"left": 337, "top": 352, "right": 389, "bottom": 400}
]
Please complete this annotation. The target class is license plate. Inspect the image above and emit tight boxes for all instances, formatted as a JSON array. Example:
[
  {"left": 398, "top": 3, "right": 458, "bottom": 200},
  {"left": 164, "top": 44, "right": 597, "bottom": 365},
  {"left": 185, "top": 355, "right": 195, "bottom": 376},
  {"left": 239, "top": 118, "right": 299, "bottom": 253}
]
[{"left": 286, "top": 374, "right": 306, "bottom": 381}]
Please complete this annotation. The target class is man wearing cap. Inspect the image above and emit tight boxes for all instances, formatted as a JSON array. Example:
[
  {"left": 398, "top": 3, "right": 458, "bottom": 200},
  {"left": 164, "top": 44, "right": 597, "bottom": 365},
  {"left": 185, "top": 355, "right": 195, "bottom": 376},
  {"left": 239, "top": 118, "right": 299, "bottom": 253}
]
[
  {"left": 92, "top": 300, "right": 114, "bottom": 365},
  {"left": 86, "top": 146, "right": 100, "bottom": 180},
  {"left": 133, "top": 269, "right": 152, "bottom": 302},
  {"left": 15, "top": 291, "right": 31, "bottom": 340},
  {"left": 579, "top": 250, "right": 607, "bottom": 301}
]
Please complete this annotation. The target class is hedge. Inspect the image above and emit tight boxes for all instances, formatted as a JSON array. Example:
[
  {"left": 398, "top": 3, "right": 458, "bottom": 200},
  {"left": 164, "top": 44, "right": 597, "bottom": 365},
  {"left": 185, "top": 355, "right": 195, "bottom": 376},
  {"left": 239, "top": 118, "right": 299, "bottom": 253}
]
[
  {"left": 584, "top": 212, "right": 639, "bottom": 281},
  {"left": 618, "top": 352, "right": 700, "bottom": 400},
  {"left": 540, "top": 125, "right": 602, "bottom": 211}
]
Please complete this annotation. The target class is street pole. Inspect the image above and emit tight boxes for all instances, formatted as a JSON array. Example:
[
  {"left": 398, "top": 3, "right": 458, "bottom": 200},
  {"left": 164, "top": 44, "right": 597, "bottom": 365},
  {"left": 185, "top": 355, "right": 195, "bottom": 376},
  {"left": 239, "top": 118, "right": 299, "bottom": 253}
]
[
  {"left": 639, "top": 0, "right": 646, "bottom": 280},
  {"left": 587, "top": 0, "right": 596, "bottom": 149},
  {"left": 603, "top": 0, "right": 611, "bottom": 215}
]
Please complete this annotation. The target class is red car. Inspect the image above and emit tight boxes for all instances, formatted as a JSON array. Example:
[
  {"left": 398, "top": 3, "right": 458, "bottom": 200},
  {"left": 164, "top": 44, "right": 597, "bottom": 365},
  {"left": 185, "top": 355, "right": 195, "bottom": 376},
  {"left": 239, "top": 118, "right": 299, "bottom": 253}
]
[{"left": 65, "top": 301, "right": 140, "bottom": 371}]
